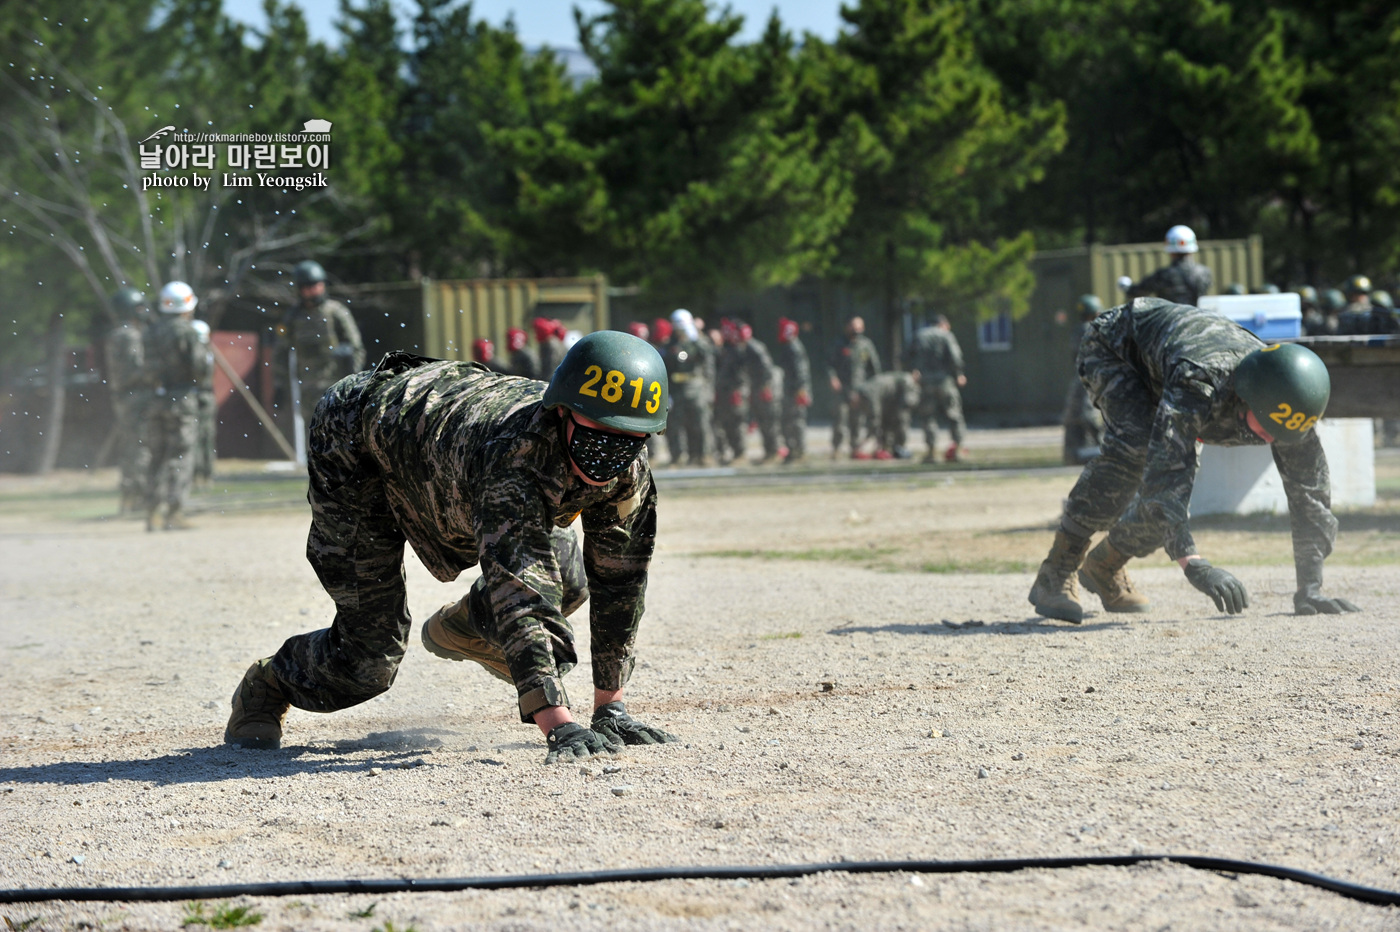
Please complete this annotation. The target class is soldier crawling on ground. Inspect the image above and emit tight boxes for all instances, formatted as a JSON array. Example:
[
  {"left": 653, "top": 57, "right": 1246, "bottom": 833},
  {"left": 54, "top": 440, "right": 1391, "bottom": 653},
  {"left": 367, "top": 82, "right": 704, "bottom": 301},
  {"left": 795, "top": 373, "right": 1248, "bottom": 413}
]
[
  {"left": 1029, "top": 298, "right": 1360, "bottom": 624},
  {"left": 225, "top": 332, "right": 678, "bottom": 764}
]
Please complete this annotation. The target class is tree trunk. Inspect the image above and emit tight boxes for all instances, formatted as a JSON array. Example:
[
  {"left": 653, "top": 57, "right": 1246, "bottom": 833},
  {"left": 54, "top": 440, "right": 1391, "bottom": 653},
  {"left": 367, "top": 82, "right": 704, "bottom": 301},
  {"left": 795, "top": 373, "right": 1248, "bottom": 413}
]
[{"left": 34, "top": 309, "right": 67, "bottom": 474}]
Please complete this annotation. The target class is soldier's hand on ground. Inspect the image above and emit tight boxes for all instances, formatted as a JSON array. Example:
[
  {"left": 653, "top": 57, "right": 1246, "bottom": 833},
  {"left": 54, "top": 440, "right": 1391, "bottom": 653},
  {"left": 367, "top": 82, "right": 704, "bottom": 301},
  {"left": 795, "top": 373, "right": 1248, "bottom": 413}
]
[
  {"left": 591, "top": 701, "right": 679, "bottom": 746},
  {"left": 543, "top": 723, "right": 618, "bottom": 764},
  {"left": 1294, "top": 586, "right": 1361, "bottom": 615},
  {"left": 1183, "top": 559, "right": 1249, "bottom": 614}
]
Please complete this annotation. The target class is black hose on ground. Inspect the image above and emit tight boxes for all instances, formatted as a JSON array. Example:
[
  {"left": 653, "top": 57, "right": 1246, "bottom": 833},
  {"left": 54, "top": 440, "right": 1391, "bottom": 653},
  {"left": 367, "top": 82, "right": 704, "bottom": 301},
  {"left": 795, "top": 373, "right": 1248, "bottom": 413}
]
[{"left": 2, "top": 854, "right": 1398, "bottom": 906}]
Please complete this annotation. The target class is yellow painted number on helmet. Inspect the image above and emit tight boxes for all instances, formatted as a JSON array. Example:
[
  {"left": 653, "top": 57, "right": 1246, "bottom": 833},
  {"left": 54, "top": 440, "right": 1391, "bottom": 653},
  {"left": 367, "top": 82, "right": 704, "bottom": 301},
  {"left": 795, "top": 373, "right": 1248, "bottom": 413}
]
[
  {"left": 579, "top": 365, "right": 603, "bottom": 397},
  {"left": 1269, "top": 403, "right": 1318, "bottom": 434},
  {"left": 629, "top": 376, "right": 644, "bottom": 407},
  {"left": 646, "top": 380, "right": 662, "bottom": 413},
  {"left": 601, "top": 369, "right": 625, "bottom": 402}
]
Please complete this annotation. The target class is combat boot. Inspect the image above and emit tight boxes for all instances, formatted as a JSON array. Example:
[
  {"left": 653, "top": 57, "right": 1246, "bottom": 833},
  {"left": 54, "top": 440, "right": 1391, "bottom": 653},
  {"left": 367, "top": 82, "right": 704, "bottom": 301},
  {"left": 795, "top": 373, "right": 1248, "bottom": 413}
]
[
  {"left": 225, "top": 658, "right": 290, "bottom": 750},
  {"left": 1079, "top": 539, "right": 1151, "bottom": 613},
  {"left": 421, "top": 603, "right": 513, "bottom": 683},
  {"left": 1028, "top": 529, "right": 1092, "bottom": 623}
]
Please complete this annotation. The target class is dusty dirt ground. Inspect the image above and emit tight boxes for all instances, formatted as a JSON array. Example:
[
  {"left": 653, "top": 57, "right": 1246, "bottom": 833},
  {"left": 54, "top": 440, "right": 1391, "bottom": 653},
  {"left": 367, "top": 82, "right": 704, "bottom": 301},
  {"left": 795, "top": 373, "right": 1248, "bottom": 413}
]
[{"left": 2, "top": 443, "right": 1399, "bottom": 930}]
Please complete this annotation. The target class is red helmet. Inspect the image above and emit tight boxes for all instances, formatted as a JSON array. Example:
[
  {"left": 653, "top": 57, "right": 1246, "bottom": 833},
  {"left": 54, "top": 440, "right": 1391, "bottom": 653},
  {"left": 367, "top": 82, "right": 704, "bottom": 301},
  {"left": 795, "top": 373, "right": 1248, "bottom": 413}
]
[
  {"left": 507, "top": 327, "right": 527, "bottom": 351},
  {"left": 739, "top": 322, "right": 753, "bottom": 342},
  {"left": 651, "top": 317, "right": 673, "bottom": 343},
  {"left": 531, "top": 317, "right": 555, "bottom": 342},
  {"left": 471, "top": 337, "right": 494, "bottom": 363},
  {"left": 778, "top": 317, "right": 799, "bottom": 344},
  {"left": 720, "top": 318, "right": 740, "bottom": 343},
  {"left": 627, "top": 321, "right": 651, "bottom": 341},
  {"left": 553, "top": 319, "right": 568, "bottom": 339}
]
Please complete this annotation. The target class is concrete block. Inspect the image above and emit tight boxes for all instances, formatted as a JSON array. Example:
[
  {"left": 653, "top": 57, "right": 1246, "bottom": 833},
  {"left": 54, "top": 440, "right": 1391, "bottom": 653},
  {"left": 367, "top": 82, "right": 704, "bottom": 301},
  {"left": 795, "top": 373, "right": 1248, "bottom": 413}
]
[{"left": 1190, "top": 418, "right": 1375, "bottom": 515}]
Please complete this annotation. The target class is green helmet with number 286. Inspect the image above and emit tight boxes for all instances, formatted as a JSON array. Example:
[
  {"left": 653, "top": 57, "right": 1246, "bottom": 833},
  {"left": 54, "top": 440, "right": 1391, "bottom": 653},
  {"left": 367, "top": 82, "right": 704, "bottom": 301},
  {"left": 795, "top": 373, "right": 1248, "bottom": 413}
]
[
  {"left": 1234, "top": 343, "right": 1330, "bottom": 445},
  {"left": 543, "top": 330, "right": 669, "bottom": 434}
]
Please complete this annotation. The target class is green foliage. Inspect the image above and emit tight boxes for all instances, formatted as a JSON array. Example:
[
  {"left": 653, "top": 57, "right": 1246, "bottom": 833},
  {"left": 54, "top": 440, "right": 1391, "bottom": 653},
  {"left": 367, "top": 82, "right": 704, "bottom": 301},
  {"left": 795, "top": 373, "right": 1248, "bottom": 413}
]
[
  {"left": 181, "top": 901, "right": 263, "bottom": 928},
  {"left": 370, "top": 922, "right": 419, "bottom": 932},
  {"left": 348, "top": 901, "right": 379, "bottom": 919}
]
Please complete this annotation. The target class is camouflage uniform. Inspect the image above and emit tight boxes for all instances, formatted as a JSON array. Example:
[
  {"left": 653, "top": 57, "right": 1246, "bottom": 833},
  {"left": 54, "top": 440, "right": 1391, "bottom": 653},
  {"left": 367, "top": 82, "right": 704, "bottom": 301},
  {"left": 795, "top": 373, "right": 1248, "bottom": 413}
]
[
  {"left": 191, "top": 321, "right": 217, "bottom": 484},
  {"left": 104, "top": 320, "right": 151, "bottom": 505},
  {"left": 141, "top": 315, "right": 206, "bottom": 514},
  {"left": 262, "top": 354, "right": 657, "bottom": 723},
  {"left": 536, "top": 335, "right": 566, "bottom": 381},
  {"left": 862, "top": 371, "right": 917, "bottom": 456},
  {"left": 278, "top": 297, "right": 366, "bottom": 418},
  {"left": 1064, "top": 299, "right": 1336, "bottom": 571},
  {"left": 1062, "top": 321, "right": 1104, "bottom": 464},
  {"left": 905, "top": 325, "right": 966, "bottom": 452},
  {"left": 827, "top": 333, "right": 881, "bottom": 453},
  {"left": 774, "top": 335, "right": 811, "bottom": 459},
  {"left": 1126, "top": 258, "right": 1213, "bottom": 307},
  {"left": 740, "top": 338, "right": 783, "bottom": 461},
  {"left": 712, "top": 342, "right": 748, "bottom": 463},
  {"left": 507, "top": 345, "right": 541, "bottom": 380},
  {"left": 663, "top": 334, "right": 713, "bottom": 465}
]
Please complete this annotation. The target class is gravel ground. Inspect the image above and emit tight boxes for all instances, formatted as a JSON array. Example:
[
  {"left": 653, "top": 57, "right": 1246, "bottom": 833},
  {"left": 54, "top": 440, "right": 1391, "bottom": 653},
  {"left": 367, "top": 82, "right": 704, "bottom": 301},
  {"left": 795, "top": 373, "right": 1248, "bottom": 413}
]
[{"left": 1, "top": 465, "right": 1398, "bottom": 931}]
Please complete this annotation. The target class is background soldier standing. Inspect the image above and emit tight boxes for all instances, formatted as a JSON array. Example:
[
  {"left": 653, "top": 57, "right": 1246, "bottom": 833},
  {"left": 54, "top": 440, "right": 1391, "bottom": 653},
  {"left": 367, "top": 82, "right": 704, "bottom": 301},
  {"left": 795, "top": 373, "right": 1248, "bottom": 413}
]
[
  {"left": 1029, "top": 298, "right": 1359, "bottom": 624},
  {"left": 279, "top": 260, "right": 366, "bottom": 435},
  {"left": 505, "top": 327, "right": 539, "bottom": 379},
  {"left": 190, "top": 318, "right": 217, "bottom": 487},
  {"left": 104, "top": 287, "right": 152, "bottom": 515},
  {"left": 471, "top": 337, "right": 509, "bottom": 373},
  {"left": 827, "top": 315, "right": 881, "bottom": 458},
  {"left": 533, "top": 317, "right": 567, "bottom": 380},
  {"left": 142, "top": 282, "right": 206, "bottom": 532},
  {"left": 906, "top": 314, "right": 968, "bottom": 463},
  {"left": 712, "top": 319, "right": 749, "bottom": 465},
  {"left": 663, "top": 309, "right": 713, "bottom": 466},
  {"left": 1124, "top": 225, "right": 1214, "bottom": 306},
  {"left": 735, "top": 321, "right": 783, "bottom": 463},
  {"left": 1062, "top": 295, "right": 1105, "bottom": 465},
  {"left": 1336, "top": 275, "right": 1374, "bottom": 335},
  {"left": 225, "top": 332, "right": 677, "bottom": 763},
  {"left": 773, "top": 317, "right": 810, "bottom": 464}
]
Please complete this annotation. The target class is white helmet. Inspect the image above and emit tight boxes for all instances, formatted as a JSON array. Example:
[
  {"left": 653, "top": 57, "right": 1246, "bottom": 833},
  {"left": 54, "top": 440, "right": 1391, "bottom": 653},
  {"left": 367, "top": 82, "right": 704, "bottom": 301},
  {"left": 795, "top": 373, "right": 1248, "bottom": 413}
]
[
  {"left": 670, "top": 308, "right": 699, "bottom": 341},
  {"left": 159, "top": 281, "right": 198, "bottom": 314},
  {"left": 1165, "top": 225, "right": 1198, "bottom": 254}
]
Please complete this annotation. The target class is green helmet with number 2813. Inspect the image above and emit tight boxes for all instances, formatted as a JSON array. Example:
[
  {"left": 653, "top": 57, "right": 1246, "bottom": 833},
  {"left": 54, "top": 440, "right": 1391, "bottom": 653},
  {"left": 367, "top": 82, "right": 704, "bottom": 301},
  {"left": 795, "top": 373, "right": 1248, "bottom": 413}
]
[
  {"left": 543, "top": 330, "right": 669, "bottom": 434},
  {"left": 1234, "top": 342, "right": 1330, "bottom": 445}
]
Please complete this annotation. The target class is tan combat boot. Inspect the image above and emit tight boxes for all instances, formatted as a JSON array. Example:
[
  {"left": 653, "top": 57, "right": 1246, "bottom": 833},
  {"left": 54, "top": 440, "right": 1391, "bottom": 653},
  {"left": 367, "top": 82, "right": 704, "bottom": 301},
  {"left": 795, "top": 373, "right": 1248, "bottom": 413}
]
[
  {"left": 225, "top": 659, "right": 290, "bottom": 749},
  {"left": 1079, "top": 539, "right": 1151, "bottom": 613},
  {"left": 1028, "top": 530, "right": 1092, "bottom": 623},
  {"left": 420, "top": 603, "right": 513, "bottom": 682}
]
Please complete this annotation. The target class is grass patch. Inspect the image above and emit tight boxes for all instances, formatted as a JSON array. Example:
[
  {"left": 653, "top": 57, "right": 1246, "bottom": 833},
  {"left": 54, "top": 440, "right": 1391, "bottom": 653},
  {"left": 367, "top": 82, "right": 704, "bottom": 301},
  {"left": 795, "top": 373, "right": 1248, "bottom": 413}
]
[
  {"left": 349, "top": 903, "right": 379, "bottom": 919},
  {"left": 181, "top": 902, "right": 263, "bottom": 928},
  {"left": 919, "top": 558, "right": 1035, "bottom": 574},
  {"left": 759, "top": 631, "right": 803, "bottom": 640},
  {"left": 701, "top": 547, "right": 899, "bottom": 563}
]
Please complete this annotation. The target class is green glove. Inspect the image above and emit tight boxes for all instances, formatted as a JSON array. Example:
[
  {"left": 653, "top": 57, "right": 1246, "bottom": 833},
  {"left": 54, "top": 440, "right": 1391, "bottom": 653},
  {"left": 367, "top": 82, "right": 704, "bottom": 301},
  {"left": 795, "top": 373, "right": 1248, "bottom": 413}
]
[
  {"left": 1183, "top": 559, "right": 1249, "bottom": 614},
  {"left": 591, "top": 701, "right": 679, "bottom": 746},
  {"left": 543, "top": 723, "right": 617, "bottom": 765}
]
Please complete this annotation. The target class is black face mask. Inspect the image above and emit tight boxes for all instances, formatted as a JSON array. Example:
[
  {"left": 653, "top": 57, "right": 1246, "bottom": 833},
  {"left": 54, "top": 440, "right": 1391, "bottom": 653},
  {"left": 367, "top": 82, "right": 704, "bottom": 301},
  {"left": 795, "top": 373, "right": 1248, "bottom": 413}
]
[{"left": 567, "top": 417, "right": 647, "bottom": 483}]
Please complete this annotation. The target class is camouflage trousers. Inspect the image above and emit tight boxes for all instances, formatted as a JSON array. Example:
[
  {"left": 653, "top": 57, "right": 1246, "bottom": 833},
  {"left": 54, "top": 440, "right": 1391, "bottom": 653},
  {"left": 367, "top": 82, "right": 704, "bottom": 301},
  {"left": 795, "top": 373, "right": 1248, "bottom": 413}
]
[
  {"left": 266, "top": 372, "right": 589, "bottom": 714},
  {"left": 1061, "top": 376, "right": 1104, "bottom": 465},
  {"left": 780, "top": 396, "right": 807, "bottom": 457},
  {"left": 830, "top": 392, "right": 869, "bottom": 452},
  {"left": 750, "top": 394, "right": 782, "bottom": 459},
  {"left": 666, "top": 392, "right": 713, "bottom": 465},
  {"left": 194, "top": 390, "right": 216, "bottom": 482},
  {"left": 112, "top": 394, "right": 151, "bottom": 500},
  {"left": 142, "top": 396, "right": 198, "bottom": 510},
  {"left": 713, "top": 395, "right": 748, "bottom": 463},
  {"left": 1059, "top": 328, "right": 1169, "bottom": 558},
  {"left": 917, "top": 379, "right": 965, "bottom": 447}
]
